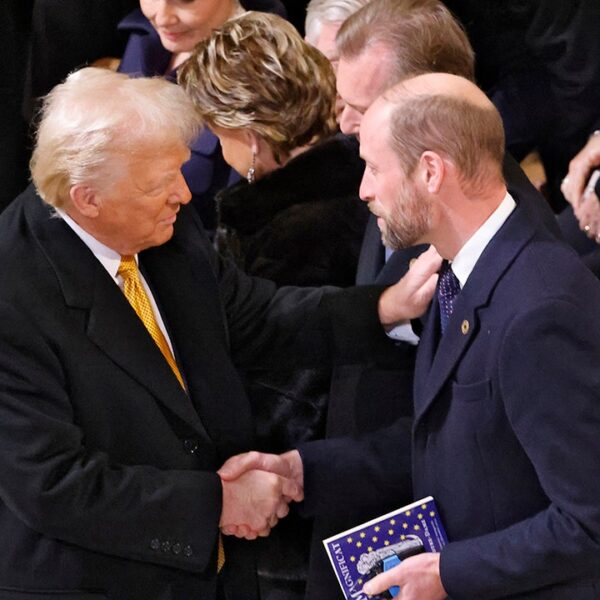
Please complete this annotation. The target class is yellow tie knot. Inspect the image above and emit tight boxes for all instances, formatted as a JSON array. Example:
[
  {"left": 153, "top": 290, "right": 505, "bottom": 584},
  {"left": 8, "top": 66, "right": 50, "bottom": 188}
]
[{"left": 118, "top": 255, "right": 139, "bottom": 279}]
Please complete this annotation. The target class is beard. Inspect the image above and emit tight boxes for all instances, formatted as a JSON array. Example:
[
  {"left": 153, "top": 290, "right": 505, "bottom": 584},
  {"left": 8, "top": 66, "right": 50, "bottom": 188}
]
[{"left": 378, "top": 184, "right": 432, "bottom": 250}]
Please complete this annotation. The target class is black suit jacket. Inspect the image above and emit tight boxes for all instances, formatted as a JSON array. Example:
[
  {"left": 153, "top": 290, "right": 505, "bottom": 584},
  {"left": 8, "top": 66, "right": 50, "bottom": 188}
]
[{"left": 0, "top": 187, "right": 387, "bottom": 600}]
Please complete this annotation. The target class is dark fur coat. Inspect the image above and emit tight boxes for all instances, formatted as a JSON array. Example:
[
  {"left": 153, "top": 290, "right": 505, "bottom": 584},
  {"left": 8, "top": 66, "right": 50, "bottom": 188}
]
[
  {"left": 215, "top": 133, "right": 369, "bottom": 288},
  {"left": 215, "top": 134, "right": 368, "bottom": 593}
]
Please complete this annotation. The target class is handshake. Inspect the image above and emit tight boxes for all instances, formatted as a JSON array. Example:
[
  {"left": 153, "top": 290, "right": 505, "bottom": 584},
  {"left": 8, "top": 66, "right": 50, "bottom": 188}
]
[{"left": 218, "top": 449, "right": 304, "bottom": 540}]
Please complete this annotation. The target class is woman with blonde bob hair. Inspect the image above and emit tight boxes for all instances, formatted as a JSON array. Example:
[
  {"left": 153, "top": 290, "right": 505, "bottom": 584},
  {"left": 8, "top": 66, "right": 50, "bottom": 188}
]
[
  {"left": 117, "top": 0, "right": 286, "bottom": 230},
  {"left": 179, "top": 12, "right": 368, "bottom": 600},
  {"left": 179, "top": 11, "right": 367, "bottom": 286}
]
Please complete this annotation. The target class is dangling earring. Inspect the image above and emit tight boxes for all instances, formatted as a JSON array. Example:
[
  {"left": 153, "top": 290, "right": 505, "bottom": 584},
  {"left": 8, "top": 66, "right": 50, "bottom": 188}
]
[{"left": 246, "top": 152, "right": 256, "bottom": 184}]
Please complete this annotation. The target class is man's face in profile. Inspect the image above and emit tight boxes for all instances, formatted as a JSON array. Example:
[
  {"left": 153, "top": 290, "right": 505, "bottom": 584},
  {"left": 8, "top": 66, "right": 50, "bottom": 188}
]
[
  {"left": 336, "top": 44, "right": 394, "bottom": 136},
  {"left": 359, "top": 102, "right": 432, "bottom": 250},
  {"left": 93, "top": 142, "right": 192, "bottom": 256}
]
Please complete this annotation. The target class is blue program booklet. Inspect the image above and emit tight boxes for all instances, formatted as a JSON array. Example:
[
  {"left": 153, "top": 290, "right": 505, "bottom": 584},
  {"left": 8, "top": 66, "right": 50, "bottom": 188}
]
[{"left": 323, "top": 496, "right": 448, "bottom": 600}]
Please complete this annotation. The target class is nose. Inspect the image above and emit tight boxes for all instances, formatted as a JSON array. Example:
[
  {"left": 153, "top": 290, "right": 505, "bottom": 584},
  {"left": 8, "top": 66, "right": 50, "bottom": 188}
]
[
  {"left": 358, "top": 169, "right": 373, "bottom": 203},
  {"left": 169, "top": 172, "right": 191, "bottom": 205},
  {"left": 339, "top": 104, "right": 362, "bottom": 136},
  {"left": 154, "top": 1, "right": 178, "bottom": 27}
]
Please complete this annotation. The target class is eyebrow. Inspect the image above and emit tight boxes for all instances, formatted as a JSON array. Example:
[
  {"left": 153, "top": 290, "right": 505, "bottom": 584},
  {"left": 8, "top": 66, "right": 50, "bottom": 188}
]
[{"left": 345, "top": 100, "right": 368, "bottom": 114}]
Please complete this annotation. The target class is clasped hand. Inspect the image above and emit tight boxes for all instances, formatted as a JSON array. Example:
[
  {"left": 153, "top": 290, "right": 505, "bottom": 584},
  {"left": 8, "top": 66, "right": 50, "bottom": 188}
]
[{"left": 218, "top": 450, "right": 303, "bottom": 540}]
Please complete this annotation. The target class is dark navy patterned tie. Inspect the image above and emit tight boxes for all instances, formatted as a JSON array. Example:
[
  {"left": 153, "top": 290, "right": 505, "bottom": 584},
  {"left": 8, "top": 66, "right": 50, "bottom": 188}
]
[{"left": 438, "top": 262, "right": 461, "bottom": 334}]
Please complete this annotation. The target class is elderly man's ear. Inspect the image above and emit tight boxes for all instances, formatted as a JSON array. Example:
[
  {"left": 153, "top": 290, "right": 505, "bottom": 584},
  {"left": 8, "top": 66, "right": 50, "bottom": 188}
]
[{"left": 69, "top": 184, "right": 102, "bottom": 218}]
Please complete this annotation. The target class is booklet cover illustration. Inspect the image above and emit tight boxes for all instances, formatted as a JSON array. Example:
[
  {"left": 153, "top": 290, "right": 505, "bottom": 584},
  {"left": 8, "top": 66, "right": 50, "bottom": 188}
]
[{"left": 323, "top": 496, "right": 448, "bottom": 600}]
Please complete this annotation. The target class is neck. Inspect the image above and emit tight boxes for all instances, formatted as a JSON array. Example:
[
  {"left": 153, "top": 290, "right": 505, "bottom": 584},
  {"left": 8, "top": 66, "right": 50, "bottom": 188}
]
[
  {"left": 168, "top": 52, "right": 191, "bottom": 71},
  {"left": 431, "top": 184, "right": 507, "bottom": 260}
]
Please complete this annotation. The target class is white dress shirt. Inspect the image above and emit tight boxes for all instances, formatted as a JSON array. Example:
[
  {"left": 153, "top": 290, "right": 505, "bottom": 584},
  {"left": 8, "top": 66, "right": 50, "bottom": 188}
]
[
  {"left": 387, "top": 191, "right": 516, "bottom": 342},
  {"left": 56, "top": 209, "right": 176, "bottom": 354}
]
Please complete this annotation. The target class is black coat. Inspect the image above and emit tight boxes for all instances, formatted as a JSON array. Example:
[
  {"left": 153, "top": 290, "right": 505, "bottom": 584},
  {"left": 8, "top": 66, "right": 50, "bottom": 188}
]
[
  {"left": 215, "top": 134, "right": 369, "bottom": 288},
  {"left": 0, "top": 185, "right": 388, "bottom": 600}
]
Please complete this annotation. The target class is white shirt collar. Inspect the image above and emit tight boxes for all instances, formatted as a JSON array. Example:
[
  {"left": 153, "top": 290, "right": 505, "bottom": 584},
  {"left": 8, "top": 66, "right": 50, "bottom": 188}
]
[
  {"left": 450, "top": 191, "right": 516, "bottom": 288},
  {"left": 55, "top": 208, "right": 132, "bottom": 281}
]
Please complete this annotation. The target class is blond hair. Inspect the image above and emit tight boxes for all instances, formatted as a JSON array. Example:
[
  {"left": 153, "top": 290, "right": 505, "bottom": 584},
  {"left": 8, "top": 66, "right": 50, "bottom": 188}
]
[
  {"left": 337, "top": 0, "right": 474, "bottom": 83},
  {"left": 178, "top": 11, "right": 337, "bottom": 162},
  {"left": 30, "top": 68, "right": 200, "bottom": 208}
]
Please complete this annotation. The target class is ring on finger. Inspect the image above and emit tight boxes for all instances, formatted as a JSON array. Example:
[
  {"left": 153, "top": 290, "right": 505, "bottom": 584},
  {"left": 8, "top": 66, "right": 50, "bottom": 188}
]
[{"left": 584, "top": 224, "right": 591, "bottom": 233}]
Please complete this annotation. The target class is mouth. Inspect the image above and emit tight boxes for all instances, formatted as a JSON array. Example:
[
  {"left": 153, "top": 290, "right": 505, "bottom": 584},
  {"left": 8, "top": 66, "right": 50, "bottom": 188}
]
[
  {"left": 160, "top": 30, "right": 187, "bottom": 43},
  {"left": 367, "top": 203, "right": 379, "bottom": 217},
  {"left": 160, "top": 211, "right": 179, "bottom": 226}
]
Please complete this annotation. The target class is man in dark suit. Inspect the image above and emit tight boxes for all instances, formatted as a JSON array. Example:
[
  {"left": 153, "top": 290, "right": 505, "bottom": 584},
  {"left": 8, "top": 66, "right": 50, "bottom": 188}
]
[
  {"left": 0, "top": 67, "right": 423, "bottom": 600},
  {"left": 0, "top": 66, "right": 299, "bottom": 600},
  {"left": 358, "top": 72, "right": 600, "bottom": 599},
  {"left": 297, "top": 0, "right": 562, "bottom": 596},
  {"left": 221, "top": 72, "right": 600, "bottom": 598}
]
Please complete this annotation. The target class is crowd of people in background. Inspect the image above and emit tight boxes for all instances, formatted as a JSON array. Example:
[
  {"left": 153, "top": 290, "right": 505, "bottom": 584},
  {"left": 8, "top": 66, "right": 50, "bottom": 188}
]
[{"left": 1, "top": 1, "right": 600, "bottom": 599}]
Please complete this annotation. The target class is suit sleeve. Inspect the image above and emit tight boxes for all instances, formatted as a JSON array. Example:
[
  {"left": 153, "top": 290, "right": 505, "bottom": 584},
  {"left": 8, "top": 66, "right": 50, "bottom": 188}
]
[
  {"left": 209, "top": 240, "right": 395, "bottom": 368},
  {"left": 440, "top": 298, "right": 600, "bottom": 598},
  {"left": 0, "top": 301, "right": 222, "bottom": 574},
  {"left": 299, "top": 418, "right": 413, "bottom": 517}
]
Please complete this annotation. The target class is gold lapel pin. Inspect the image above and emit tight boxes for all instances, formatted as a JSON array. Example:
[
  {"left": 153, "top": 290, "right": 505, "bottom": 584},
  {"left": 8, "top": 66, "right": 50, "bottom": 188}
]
[{"left": 461, "top": 320, "right": 470, "bottom": 335}]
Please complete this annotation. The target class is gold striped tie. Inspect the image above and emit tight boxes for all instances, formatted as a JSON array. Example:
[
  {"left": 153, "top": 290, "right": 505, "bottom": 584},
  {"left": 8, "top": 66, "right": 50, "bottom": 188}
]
[
  {"left": 118, "top": 256, "right": 224, "bottom": 570},
  {"left": 217, "top": 537, "right": 225, "bottom": 572},
  {"left": 118, "top": 256, "right": 185, "bottom": 389}
]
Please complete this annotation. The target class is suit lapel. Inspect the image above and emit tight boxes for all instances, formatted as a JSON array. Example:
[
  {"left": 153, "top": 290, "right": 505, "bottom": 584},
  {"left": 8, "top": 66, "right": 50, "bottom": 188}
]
[
  {"left": 356, "top": 216, "right": 385, "bottom": 284},
  {"left": 141, "top": 214, "right": 254, "bottom": 457},
  {"left": 26, "top": 192, "right": 211, "bottom": 441},
  {"left": 413, "top": 298, "right": 439, "bottom": 407},
  {"left": 414, "top": 201, "right": 537, "bottom": 424}
]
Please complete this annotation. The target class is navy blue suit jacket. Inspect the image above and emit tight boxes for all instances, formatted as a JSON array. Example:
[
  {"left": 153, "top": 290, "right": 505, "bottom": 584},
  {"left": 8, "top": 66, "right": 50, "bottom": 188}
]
[
  {"left": 415, "top": 198, "right": 600, "bottom": 598},
  {"left": 303, "top": 153, "right": 560, "bottom": 599},
  {"left": 302, "top": 195, "right": 600, "bottom": 598}
]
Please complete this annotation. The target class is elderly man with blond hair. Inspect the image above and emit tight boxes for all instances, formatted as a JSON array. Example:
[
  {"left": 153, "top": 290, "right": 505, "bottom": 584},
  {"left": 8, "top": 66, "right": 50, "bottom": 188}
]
[{"left": 0, "top": 66, "right": 429, "bottom": 600}]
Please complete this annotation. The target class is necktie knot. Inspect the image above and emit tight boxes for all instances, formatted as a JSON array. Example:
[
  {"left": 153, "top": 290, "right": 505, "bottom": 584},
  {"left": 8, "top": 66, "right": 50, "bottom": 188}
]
[
  {"left": 438, "top": 262, "right": 461, "bottom": 334},
  {"left": 118, "top": 255, "right": 138, "bottom": 280}
]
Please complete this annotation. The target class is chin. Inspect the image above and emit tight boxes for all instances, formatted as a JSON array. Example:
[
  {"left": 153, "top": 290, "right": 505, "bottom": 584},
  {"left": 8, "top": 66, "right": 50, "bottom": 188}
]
[{"left": 149, "top": 227, "right": 175, "bottom": 249}]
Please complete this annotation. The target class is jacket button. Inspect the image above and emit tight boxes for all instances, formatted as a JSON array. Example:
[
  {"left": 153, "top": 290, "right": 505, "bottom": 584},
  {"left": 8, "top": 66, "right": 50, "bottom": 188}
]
[
  {"left": 172, "top": 542, "right": 182, "bottom": 555},
  {"left": 183, "top": 439, "right": 199, "bottom": 455},
  {"left": 161, "top": 540, "right": 171, "bottom": 553},
  {"left": 150, "top": 538, "right": 160, "bottom": 551},
  {"left": 184, "top": 544, "right": 193, "bottom": 557}
]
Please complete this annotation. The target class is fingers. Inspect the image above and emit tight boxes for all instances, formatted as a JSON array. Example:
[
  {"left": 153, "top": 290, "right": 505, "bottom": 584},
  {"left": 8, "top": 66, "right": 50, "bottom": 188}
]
[
  {"left": 417, "top": 271, "right": 440, "bottom": 305},
  {"left": 221, "top": 521, "right": 277, "bottom": 539},
  {"left": 362, "top": 563, "right": 404, "bottom": 596},
  {"left": 275, "top": 500, "right": 290, "bottom": 521},
  {"left": 281, "top": 476, "right": 303, "bottom": 503},
  {"left": 413, "top": 245, "right": 443, "bottom": 277},
  {"left": 562, "top": 136, "right": 600, "bottom": 205},
  {"left": 221, "top": 525, "right": 237, "bottom": 536},
  {"left": 573, "top": 191, "right": 600, "bottom": 240},
  {"left": 220, "top": 469, "right": 296, "bottom": 537},
  {"left": 379, "top": 247, "right": 443, "bottom": 325},
  {"left": 218, "top": 451, "right": 289, "bottom": 481},
  {"left": 221, "top": 515, "right": 279, "bottom": 539}
]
